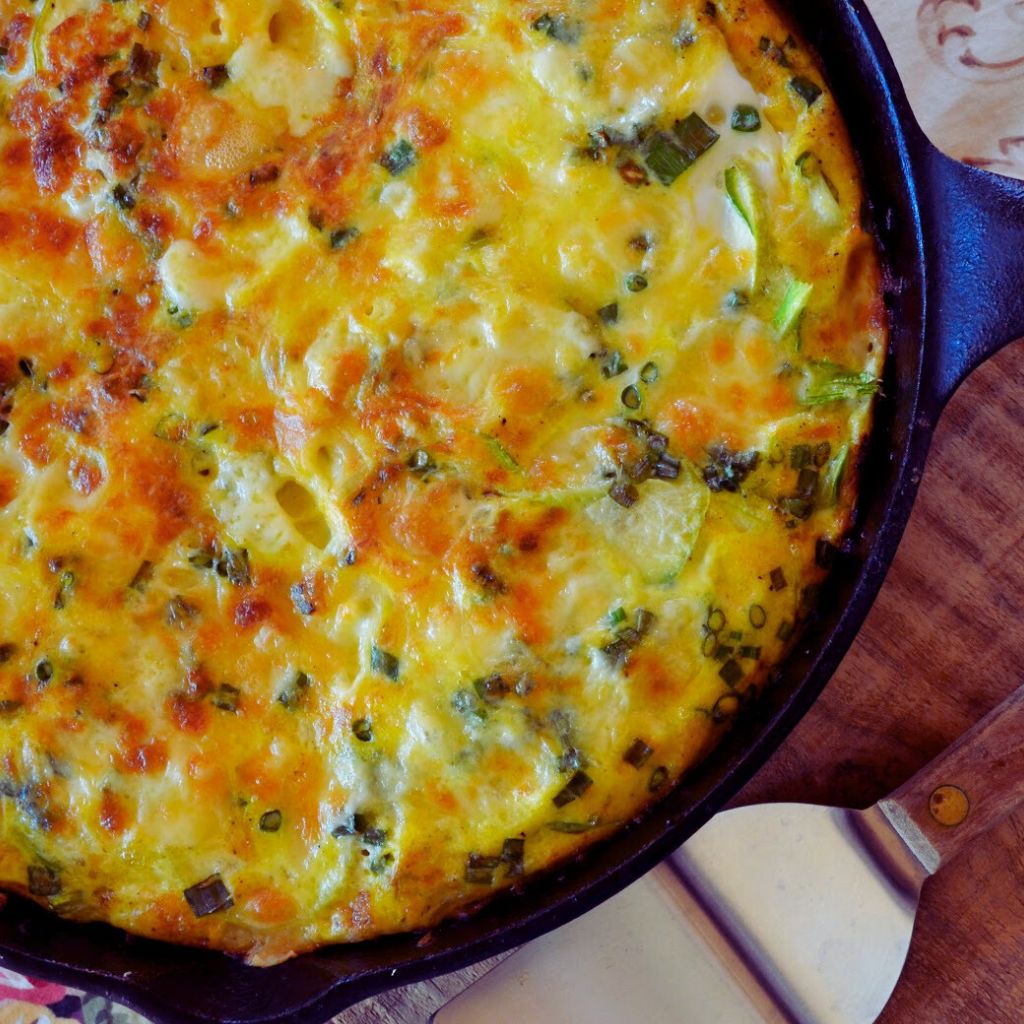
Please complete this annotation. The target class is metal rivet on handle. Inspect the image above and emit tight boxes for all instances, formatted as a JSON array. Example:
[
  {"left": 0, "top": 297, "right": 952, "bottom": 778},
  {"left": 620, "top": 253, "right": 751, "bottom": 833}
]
[{"left": 929, "top": 784, "right": 970, "bottom": 827}]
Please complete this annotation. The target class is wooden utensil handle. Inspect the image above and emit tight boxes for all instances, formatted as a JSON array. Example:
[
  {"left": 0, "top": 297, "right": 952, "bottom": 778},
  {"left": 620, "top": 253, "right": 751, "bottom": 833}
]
[{"left": 878, "top": 683, "right": 1024, "bottom": 874}]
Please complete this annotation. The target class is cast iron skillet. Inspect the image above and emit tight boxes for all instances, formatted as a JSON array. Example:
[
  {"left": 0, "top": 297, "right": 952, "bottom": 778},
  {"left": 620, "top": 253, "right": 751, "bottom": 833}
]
[{"left": 3, "top": 2, "right": 1024, "bottom": 1020}]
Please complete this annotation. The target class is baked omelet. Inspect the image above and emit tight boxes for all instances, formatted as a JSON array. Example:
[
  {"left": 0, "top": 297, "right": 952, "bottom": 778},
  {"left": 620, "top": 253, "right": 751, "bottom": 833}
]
[{"left": 0, "top": 0, "right": 884, "bottom": 963}]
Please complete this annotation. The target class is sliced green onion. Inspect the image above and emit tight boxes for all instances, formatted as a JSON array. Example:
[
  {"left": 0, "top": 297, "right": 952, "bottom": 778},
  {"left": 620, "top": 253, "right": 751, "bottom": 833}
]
[
  {"left": 712, "top": 692, "right": 742, "bottom": 723},
  {"left": 598, "top": 302, "right": 619, "bottom": 325},
  {"left": 626, "top": 273, "right": 648, "bottom": 293},
  {"left": 800, "top": 370, "right": 879, "bottom": 406},
  {"left": 111, "top": 184, "right": 135, "bottom": 211},
  {"left": 639, "top": 362, "right": 659, "bottom": 384},
  {"left": 718, "top": 658, "right": 744, "bottom": 687},
  {"left": 780, "top": 496, "right": 813, "bottom": 520},
  {"left": 790, "top": 75, "right": 823, "bottom": 106},
  {"left": 621, "top": 384, "right": 641, "bottom": 410},
  {"left": 548, "top": 816, "right": 600, "bottom": 833},
  {"left": 153, "top": 412, "right": 189, "bottom": 442},
  {"left": 553, "top": 770, "right": 593, "bottom": 808},
  {"left": 635, "top": 608, "right": 656, "bottom": 634},
  {"left": 501, "top": 837, "right": 526, "bottom": 877},
  {"left": 600, "top": 348, "right": 628, "bottom": 379},
  {"left": 183, "top": 874, "right": 233, "bottom": 918},
  {"left": 452, "top": 688, "right": 487, "bottom": 723},
  {"left": 772, "top": 279, "right": 813, "bottom": 339},
  {"left": 381, "top": 139, "right": 416, "bottom": 176},
  {"left": 790, "top": 444, "right": 812, "bottom": 469},
  {"left": 211, "top": 683, "right": 240, "bottom": 713},
  {"left": 648, "top": 766, "right": 669, "bottom": 792},
  {"left": 407, "top": 448, "right": 435, "bottom": 474},
  {"left": 623, "top": 738, "right": 654, "bottom": 767},
  {"left": 769, "top": 567, "right": 787, "bottom": 591},
  {"left": 608, "top": 606, "right": 627, "bottom": 626},
  {"left": 673, "top": 113, "right": 720, "bottom": 165},
  {"left": 724, "top": 165, "right": 758, "bottom": 239},
  {"left": 277, "top": 670, "right": 310, "bottom": 710},
  {"left": 35, "top": 659, "right": 53, "bottom": 684},
  {"left": 352, "top": 717, "right": 373, "bottom": 742},
  {"left": 53, "top": 570, "right": 75, "bottom": 610},
  {"left": 643, "top": 132, "right": 690, "bottom": 186},
  {"left": 329, "top": 226, "right": 360, "bottom": 250},
  {"left": 795, "top": 467, "right": 819, "bottom": 499},
  {"left": 465, "top": 852, "right": 500, "bottom": 885},
  {"left": 479, "top": 433, "right": 520, "bottom": 472},
  {"left": 259, "top": 809, "right": 282, "bottom": 833},
  {"left": 731, "top": 104, "right": 761, "bottom": 132},
  {"left": 748, "top": 604, "right": 767, "bottom": 629},
  {"left": 822, "top": 444, "right": 850, "bottom": 505},
  {"left": 531, "top": 12, "right": 581, "bottom": 43},
  {"left": 370, "top": 645, "right": 400, "bottom": 681}
]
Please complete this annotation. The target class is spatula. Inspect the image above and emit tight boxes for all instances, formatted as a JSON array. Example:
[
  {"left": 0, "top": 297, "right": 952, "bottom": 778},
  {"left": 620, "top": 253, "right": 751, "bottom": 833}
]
[{"left": 434, "top": 683, "right": 1024, "bottom": 1024}]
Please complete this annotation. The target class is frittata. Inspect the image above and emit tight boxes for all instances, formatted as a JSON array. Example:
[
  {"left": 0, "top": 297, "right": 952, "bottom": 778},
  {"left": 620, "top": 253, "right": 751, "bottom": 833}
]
[{"left": 0, "top": 0, "right": 885, "bottom": 963}]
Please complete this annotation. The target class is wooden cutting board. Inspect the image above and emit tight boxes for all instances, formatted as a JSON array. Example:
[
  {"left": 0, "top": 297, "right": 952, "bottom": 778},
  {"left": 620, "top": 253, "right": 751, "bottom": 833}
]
[{"left": 338, "top": 337, "right": 1024, "bottom": 1024}]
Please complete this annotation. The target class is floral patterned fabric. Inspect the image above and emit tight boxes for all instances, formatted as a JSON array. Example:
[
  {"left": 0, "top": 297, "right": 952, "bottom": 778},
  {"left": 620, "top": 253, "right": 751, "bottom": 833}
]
[
  {"left": 0, "top": 2, "right": 1021, "bottom": 1023},
  {"left": 0, "top": 970, "right": 148, "bottom": 1024}
]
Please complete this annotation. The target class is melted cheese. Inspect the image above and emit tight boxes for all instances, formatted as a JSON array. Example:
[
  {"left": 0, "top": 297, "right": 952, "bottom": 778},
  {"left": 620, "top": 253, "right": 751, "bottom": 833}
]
[{"left": 0, "top": 0, "right": 885, "bottom": 963}]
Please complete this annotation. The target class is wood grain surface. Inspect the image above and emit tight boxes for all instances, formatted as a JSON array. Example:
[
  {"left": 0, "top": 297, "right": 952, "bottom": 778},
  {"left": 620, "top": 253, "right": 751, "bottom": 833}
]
[{"left": 337, "top": 338, "right": 1024, "bottom": 1022}]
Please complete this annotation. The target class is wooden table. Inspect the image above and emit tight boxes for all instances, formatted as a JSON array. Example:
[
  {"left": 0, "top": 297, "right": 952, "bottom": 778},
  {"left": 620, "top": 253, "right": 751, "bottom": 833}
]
[{"left": 338, "top": 338, "right": 1024, "bottom": 1022}]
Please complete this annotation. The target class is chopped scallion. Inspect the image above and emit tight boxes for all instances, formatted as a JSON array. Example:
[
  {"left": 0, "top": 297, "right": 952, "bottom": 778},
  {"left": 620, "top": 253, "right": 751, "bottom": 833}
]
[
  {"left": 370, "top": 645, "right": 400, "bottom": 681},
  {"left": 553, "top": 770, "right": 593, "bottom": 808},
  {"left": 623, "top": 738, "right": 654, "bottom": 767},
  {"left": 643, "top": 132, "right": 690, "bottom": 186},
  {"left": 531, "top": 12, "right": 581, "bottom": 43},
  {"left": 672, "top": 113, "right": 720, "bottom": 165},
  {"left": 773, "top": 279, "right": 813, "bottom": 339},
  {"left": 381, "top": 138, "right": 416, "bottom": 176},
  {"left": 731, "top": 104, "right": 761, "bottom": 132},
  {"left": 621, "top": 384, "right": 642, "bottom": 410},
  {"left": 718, "top": 658, "right": 744, "bottom": 687},
  {"left": 259, "top": 809, "right": 282, "bottom": 833},
  {"left": 790, "top": 75, "right": 823, "bottom": 106},
  {"left": 183, "top": 874, "right": 233, "bottom": 918},
  {"left": 548, "top": 816, "right": 600, "bottom": 833}
]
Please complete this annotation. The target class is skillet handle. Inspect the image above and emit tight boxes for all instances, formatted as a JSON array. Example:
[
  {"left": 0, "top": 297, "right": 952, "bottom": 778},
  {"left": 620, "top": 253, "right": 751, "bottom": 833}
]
[
  {"left": 922, "top": 146, "right": 1024, "bottom": 410},
  {"left": 877, "top": 681, "right": 1024, "bottom": 875}
]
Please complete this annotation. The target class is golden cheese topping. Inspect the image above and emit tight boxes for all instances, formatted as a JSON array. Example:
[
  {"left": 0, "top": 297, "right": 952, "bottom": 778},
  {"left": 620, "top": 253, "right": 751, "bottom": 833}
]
[{"left": 0, "top": 0, "right": 884, "bottom": 963}]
